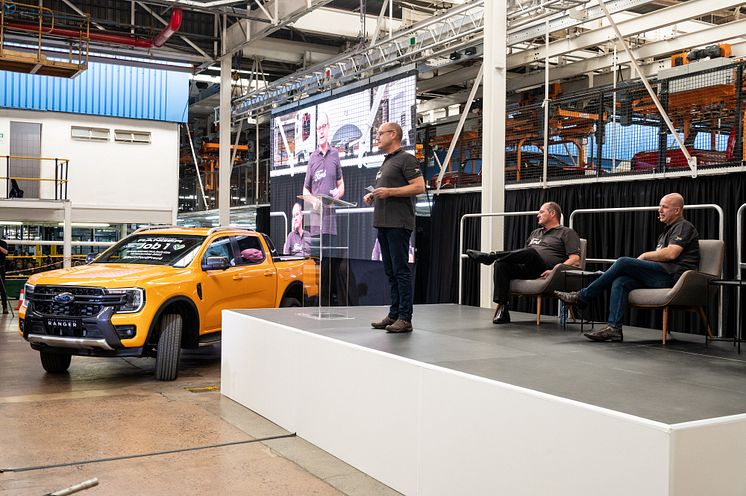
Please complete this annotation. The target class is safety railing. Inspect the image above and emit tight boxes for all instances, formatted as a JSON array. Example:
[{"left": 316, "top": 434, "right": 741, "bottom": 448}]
[
  {"left": 568, "top": 205, "right": 724, "bottom": 263},
  {"left": 457, "top": 211, "right": 540, "bottom": 304},
  {"left": 269, "top": 211, "right": 287, "bottom": 247},
  {"left": 737, "top": 203, "right": 746, "bottom": 281},
  {"left": 0, "top": 155, "right": 70, "bottom": 200},
  {"left": 569, "top": 204, "right": 724, "bottom": 336}
]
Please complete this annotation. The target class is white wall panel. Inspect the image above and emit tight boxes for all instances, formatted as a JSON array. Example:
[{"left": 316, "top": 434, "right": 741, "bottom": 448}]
[{"left": 0, "top": 109, "right": 178, "bottom": 222}]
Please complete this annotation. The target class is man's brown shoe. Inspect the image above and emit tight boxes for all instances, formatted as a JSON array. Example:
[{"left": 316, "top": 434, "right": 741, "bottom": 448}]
[
  {"left": 554, "top": 290, "right": 584, "bottom": 306},
  {"left": 386, "top": 319, "right": 413, "bottom": 333},
  {"left": 371, "top": 316, "right": 397, "bottom": 329},
  {"left": 583, "top": 325, "right": 623, "bottom": 342}
]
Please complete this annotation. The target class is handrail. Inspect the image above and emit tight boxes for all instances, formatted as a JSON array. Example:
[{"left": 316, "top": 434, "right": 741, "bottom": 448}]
[
  {"left": 457, "top": 211, "right": 541, "bottom": 304},
  {"left": 0, "top": 155, "right": 70, "bottom": 200},
  {"left": 569, "top": 204, "right": 725, "bottom": 265},
  {"left": 569, "top": 203, "right": 725, "bottom": 336},
  {"left": 737, "top": 203, "right": 746, "bottom": 280},
  {"left": 270, "top": 211, "right": 288, "bottom": 247}
]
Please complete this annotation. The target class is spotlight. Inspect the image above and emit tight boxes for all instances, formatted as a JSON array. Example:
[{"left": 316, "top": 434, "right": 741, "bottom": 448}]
[
  {"left": 449, "top": 51, "right": 461, "bottom": 61},
  {"left": 464, "top": 47, "right": 477, "bottom": 56}
]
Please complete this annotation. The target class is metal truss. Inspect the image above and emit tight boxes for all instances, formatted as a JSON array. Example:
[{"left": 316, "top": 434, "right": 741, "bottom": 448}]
[
  {"left": 231, "top": 0, "right": 486, "bottom": 119},
  {"left": 230, "top": 0, "right": 663, "bottom": 119}
]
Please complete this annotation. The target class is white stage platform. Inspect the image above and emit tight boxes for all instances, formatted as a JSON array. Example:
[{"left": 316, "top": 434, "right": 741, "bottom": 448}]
[{"left": 220, "top": 304, "right": 746, "bottom": 496}]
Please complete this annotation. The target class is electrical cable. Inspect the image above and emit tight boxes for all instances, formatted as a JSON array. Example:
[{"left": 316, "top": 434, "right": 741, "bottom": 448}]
[{"left": 0, "top": 433, "right": 296, "bottom": 473}]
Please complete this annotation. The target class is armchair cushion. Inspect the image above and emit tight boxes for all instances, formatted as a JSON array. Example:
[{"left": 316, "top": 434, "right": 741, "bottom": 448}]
[
  {"left": 628, "top": 270, "right": 717, "bottom": 308},
  {"left": 510, "top": 263, "right": 578, "bottom": 295}
]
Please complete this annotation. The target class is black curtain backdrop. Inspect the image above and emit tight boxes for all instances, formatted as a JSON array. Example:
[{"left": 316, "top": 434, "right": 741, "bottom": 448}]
[
  {"left": 426, "top": 173, "right": 746, "bottom": 337},
  {"left": 425, "top": 192, "right": 482, "bottom": 305}
]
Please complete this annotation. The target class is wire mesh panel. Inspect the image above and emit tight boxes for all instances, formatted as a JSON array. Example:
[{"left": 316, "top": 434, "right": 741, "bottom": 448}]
[{"left": 505, "top": 60, "right": 746, "bottom": 185}]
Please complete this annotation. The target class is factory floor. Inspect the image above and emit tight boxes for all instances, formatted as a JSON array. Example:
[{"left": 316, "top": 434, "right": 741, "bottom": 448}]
[{"left": 0, "top": 312, "right": 399, "bottom": 496}]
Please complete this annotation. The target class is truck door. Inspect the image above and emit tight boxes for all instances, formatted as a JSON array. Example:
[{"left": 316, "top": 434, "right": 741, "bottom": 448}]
[
  {"left": 199, "top": 236, "right": 246, "bottom": 332},
  {"left": 234, "top": 235, "right": 277, "bottom": 307}
]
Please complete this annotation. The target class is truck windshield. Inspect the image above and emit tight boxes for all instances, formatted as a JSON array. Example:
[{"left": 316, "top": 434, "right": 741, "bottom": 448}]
[{"left": 95, "top": 234, "right": 206, "bottom": 266}]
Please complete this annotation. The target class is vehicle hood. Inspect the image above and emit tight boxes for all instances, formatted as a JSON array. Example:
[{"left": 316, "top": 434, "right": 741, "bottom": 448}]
[{"left": 27, "top": 264, "right": 189, "bottom": 288}]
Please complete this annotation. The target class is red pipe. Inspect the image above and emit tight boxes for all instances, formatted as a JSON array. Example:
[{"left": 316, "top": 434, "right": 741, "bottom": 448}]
[
  {"left": 4, "top": 8, "right": 183, "bottom": 49},
  {"left": 153, "top": 8, "right": 183, "bottom": 47}
]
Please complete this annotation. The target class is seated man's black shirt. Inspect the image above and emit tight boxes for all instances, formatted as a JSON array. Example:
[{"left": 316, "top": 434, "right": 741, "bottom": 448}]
[
  {"left": 526, "top": 226, "right": 581, "bottom": 268},
  {"left": 655, "top": 217, "right": 699, "bottom": 280}
]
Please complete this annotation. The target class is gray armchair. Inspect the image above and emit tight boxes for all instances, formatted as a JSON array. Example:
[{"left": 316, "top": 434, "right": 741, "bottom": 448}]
[
  {"left": 628, "top": 239, "right": 724, "bottom": 344},
  {"left": 508, "top": 238, "right": 587, "bottom": 325}
]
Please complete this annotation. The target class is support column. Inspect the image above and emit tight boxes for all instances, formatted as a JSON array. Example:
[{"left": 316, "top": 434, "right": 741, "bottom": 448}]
[
  {"left": 62, "top": 201, "right": 72, "bottom": 269},
  {"left": 219, "top": 51, "right": 232, "bottom": 226},
  {"left": 479, "top": 0, "right": 507, "bottom": 308}
]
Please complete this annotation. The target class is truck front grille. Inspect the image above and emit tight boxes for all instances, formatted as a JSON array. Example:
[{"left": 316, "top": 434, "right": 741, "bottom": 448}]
[{"left": 29, "top": 286, "right": 123, "bottom": 317}]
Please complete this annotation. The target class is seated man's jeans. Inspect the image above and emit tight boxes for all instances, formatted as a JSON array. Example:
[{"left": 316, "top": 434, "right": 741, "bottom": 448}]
[
  {"left": 492, "top": 247, "right": 549, "bottom": 304},
  {"left": 579, "top": 257, "right": 675, "bottom": 329}
]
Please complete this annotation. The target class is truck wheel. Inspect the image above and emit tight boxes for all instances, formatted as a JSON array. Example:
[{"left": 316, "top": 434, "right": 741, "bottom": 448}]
[
  {"left": 154, "top": 314, "right": 182, "bottom": 381},
  {"left": 40, "top": 351, "right": 71, "bottom": 374},
  {"left": 280, "top": 297, "right": 301, "bottom": 307}
]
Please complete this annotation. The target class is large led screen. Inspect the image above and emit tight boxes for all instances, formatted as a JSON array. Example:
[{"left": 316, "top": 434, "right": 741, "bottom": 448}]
[{"left": 269, "top": 74, "right": 417, "bottom": 261}]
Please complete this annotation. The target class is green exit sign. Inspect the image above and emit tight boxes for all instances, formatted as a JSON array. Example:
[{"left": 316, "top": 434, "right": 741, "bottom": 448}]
[{"left": 409, "top": 37, "right": 416, "bottom": 46}]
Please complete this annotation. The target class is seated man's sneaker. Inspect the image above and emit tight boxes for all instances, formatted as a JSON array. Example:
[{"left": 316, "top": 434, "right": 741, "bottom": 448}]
[
  {"left": 554, "top": 290, "right": 585, "bottom": 306},
  {"left": 386, "top": 319, "right": 413, "bottom": 333},
  {"left": 466, "top": 249, "right": 498, "bottom": 265},
  {"left": 583, "top": 325, "right": 623, "bottom": 342},
  {"left": 492, "top": 304, "right": 511, "bottom": 324},
  {"left": 371, "top": 316, "right": 396, "bottom": 329}
]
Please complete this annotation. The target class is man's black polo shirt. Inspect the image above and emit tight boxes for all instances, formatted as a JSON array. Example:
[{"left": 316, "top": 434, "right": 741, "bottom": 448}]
[{"left": 372, "top": 149, "right": 422, "bottom": 231}]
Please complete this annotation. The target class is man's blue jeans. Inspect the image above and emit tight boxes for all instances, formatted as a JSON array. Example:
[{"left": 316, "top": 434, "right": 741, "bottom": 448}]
[
  {"left": 377, "top": 227, "right": 413, "bottom": 321},
  {"left": 580, "top": 257, "right": 675, "bottom": 328}
]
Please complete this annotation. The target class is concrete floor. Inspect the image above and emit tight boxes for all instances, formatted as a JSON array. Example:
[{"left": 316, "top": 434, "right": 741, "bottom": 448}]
[{"left": 0, "top": 313, "right": 400, "bottom": 496}]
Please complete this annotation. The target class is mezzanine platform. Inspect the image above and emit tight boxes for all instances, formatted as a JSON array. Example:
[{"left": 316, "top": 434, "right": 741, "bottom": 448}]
[{"left": 221, "top": 304, "right": 746, "bottom": 496}]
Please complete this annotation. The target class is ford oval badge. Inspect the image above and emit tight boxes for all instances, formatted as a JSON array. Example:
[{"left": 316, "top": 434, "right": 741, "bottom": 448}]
[{"left": 53, "top": 292, "right": 75, "bottom": 304}]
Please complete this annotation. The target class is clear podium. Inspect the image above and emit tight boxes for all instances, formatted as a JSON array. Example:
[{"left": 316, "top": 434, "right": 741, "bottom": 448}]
[{"left": 297, "top": 193, "right": 356, "bottom": 319}]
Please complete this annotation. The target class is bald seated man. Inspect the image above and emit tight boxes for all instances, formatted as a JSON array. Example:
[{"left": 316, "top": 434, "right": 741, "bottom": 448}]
[{"left": 556, "top": 193, "right": 700, "bottom": 342}]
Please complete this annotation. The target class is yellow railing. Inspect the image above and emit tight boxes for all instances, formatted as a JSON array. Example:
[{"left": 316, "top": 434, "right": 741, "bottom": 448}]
[
  {"left": 0, "top": 1, "right": 90, "bottom": 72},
  {"left": 0, "top": 155, "right": 70, "bottom": 199}
]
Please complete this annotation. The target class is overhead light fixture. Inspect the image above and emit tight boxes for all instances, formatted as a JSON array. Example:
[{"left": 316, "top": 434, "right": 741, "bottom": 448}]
[
  {"left": 0, "top": 221, "right": 23, "bottom": 225},
  {"left": 449, "top": 51, "right": 462, "bottom": 61},
  {"left": 464, "top": 47, "right": 477, "bottom": 56}
]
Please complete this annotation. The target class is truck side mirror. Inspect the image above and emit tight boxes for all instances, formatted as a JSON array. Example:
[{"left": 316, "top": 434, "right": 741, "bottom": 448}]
[{"left": 202, "top": 256, "right": 231, "bottom": 271}]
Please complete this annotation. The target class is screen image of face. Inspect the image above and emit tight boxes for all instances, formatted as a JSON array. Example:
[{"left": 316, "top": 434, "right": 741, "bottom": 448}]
[{"left": 269, "top": 75, "right": 416, "bottom": 261}]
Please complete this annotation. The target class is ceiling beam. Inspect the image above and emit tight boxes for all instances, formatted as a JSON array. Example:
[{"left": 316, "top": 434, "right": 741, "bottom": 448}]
[
  {"left": 506, "top": 0, "right": 746, "bottom": 69},
  {"left": 507, "top": 18, "right": 746, "bottom": 91}
]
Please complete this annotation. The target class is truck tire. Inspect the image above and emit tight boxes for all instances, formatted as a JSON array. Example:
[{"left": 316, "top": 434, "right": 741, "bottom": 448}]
[
  {"left": 155, "top": 313, "right": 182, "bottom": 381},
  {"left": 40, "top": 351, "right": 71, "bottom": 374},
  {"left": 280, "top": 297, "right": 301, "bottom": 307}
]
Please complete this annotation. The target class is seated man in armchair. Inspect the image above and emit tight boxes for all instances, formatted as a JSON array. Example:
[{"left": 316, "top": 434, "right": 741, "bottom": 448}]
[
  {"left": 468, "top": 202, "right": 581, "bottom": 324},
  {"left": 555, "top": 193, "right": 699, "bottom": 342}
]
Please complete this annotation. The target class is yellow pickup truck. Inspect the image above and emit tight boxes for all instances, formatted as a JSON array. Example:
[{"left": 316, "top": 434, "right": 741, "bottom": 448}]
[{"left": 19, "top": 226, "right": 317, "bottom": 380}]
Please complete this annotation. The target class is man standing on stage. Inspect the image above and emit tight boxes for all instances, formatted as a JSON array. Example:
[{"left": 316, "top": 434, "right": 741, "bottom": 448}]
[{"left": 364, "top": 122, "right": 425, "bottom": 333}]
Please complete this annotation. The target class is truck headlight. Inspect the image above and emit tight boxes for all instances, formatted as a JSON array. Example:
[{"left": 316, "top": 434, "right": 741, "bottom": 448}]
[
  {"left": 21, "top": 283, "right": 34, "bottom": 309},
  {"left": 108, "top": 288, "right": 145, "bottom": 313}
]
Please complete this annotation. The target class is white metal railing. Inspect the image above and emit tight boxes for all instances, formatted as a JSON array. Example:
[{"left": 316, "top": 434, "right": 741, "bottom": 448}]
[
  {"left": 458, "top": 211, "right": 541, "bottom": 304},
  {"left": 569, "top": 204, "right": 724, "bottom": 263},
  {"left": 270, "top": 211, "right": 288, "bottom": 247},
  {"left": 737, "top": 203, "right": 746, "bottom": 280}
]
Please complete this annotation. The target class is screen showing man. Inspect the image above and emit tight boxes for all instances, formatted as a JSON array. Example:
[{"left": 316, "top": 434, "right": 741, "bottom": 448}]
[
  {"left": 283, "top": 203, "right": 310, "bottom": 256},
  {"left": 302, "top": 111, "right": 345, "bottom": 239}
]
